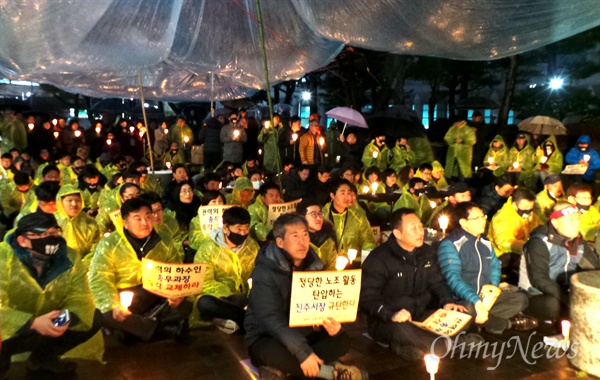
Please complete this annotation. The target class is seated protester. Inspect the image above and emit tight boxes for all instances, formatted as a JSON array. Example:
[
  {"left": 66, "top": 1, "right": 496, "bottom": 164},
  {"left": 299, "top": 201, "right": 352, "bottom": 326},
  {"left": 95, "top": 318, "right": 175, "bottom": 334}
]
[
  {"left": 488, "top": 188, "right": 541, "bottom": 283},
  {"left": 393, "top": 178, "right": 431, "bottom": 221},
  {"left": 530, "top": 136, "right": 563, "bottom": 189},
  {"left": 163, "top": 142, "right": 186, "bottom": 167},
  {"left": 389, "top": 136, "right": 416, "bottom": 173},
  {"left": 0, "top": 152, "right": 14, "bottom": 182},
  {"left": 98, "top": 172, "right": 122, "bottom": 206},
  {"left": 242, "top": 156, "right": 261, "bottom": 176},
  {"left": 96, "top": 183, "right": 141, "bottom": 235},
  {"left": 56, "top": 153, "right": 75, "bottom": 186},
  {"left": 98, "top": 170, "right": 141, "bottom": 213},
  {"left": 99, "top": 154, "right": 125, "bottom": 181},
  {"left": 278, "top": 159, "right": 295, "bottom": 190},
  {"left": 309, "top": 166, "right": 331, "bottom": 207},
  {"left": 413, "top": 163, "right": 433, "bottom": 185},
  {"left": 438, "top": 203, "right": 534, "bottom": 334},
  {"left": 194, "top": 207, "right": 259, "bottom": 333},
  {"left": 189, "top": 190, "right": 227, "bottom": 250},
  {"left": 397, "top": 165, "right": 414, "bottom": 188},
  {"left": 1, "top": 213, "right": 102, "bottom": 376},
  {"left": 339, "top": 164, "right": 362, "bottom": 186},
  {"left": 78, "top": 164, "right": 107, "bottom": 216},
  {"left": 139, "top": 192, "right": 183, "bottom": 260},
  {"left": 130, "top": 161, "right": 162, "bottom": 195},
  {"left": 535, "top": 174, "right": 565, "bottom": 223},
  {"left": 161, "top": 164, "right": 189, "bottom": 206},
  {"left": 166, "top": 182, "right": 201, "bottom": 251},
  {"left": 381, "top": 168, "right": 400, "bottom": 194},
  {"left": 249, "top": 182, "right": 283, "bottom": 243},
  {"left": 358, "top": 166, "right": 381, "bottom": 195},
  {"left": 283, "top": 164, "right": 311, "bottom": 202},
  {"left": 55, "top": 185, "right": 101, "bottom": 266},
  {"left": 201, "top": 172, "right": 223, "bottom": 193},
  {"left": 248, "top": 169, "right": 264, "bottom": 191},
  {"left": 89, "top": 198, "right": 192, "bottom": 343},
  {"left": 0, "top": 171, "right": 33, "bottom": 227},
  {"left": 15, "top": 181, "right": 60, "bottom": 225},
  {"left": 360, "top": 208, "right": 482, "bottom": 360},
  {"left": 478, "top": 174, "right": 516, "bottom": 220},
  {"left": 245, "top": 214, "right": 367, "bottom": 380},
  {"left": 564, "top": 135, "right": 600, "bottom": 182},
  {"left": 38, "top": 163, "right": 62, "bottom": 185},
  {"left": 507, "top": 133, "right": 536, "bottom": 186},
  {"left": 226, "top": 176, "right": 255, "bottom": 209},
  {"left": 296, "top": 198, "right": 338, "bottom": 270},
  {"left": 362, "top": 133, "right": 390, "bottom": 172},
  {"left": 322, "top": 178, "right": 375, "bottom": 262},
  {"left": 566, "top": 183, "right": 600, "bottom": 242},
  {"left": 519, "top": 203, "right": 600, "bottom": 322},
  {"left": 430, "top": 160, "right": 448, "bottom": 189},
  {"left": 227, "top": 165, "right": 245, "bottom": 187},
  {"left": 19, "top": 165, "right": 62, "bottom": 218},
  {"left": 428, "top": 182, "right": 471, "bottom": 233},
  {"left": 69, "top": 156, "right": 86, "bottom": 183},
  {"left": 483, "top": 135, "right": 510, "bottom": 177}
]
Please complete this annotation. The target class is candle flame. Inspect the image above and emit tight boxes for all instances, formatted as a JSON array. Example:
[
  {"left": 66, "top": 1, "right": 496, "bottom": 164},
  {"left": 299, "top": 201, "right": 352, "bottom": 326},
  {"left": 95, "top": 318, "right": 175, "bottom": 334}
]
[
  {"left": 53, "top": 131, "right": 59, "bottom": 139},
  {"left": 292, "top": 133, "right": 298, "bottom": 141},
  {"left": 74, "top": 130, "right": 81, "bottom": 137},
  {"left": 347, "top": 249, "right": 358, "bottom": 262},
  {"left": 513, "top": 162, "right": 519, "bottom": 169},
  {"left": 28, "top": 123, "right": 34, "bottom": 130},
  {"left": 184, "top": 136, "right": 190, "bottom": 143},
  {"left": 487, "top": 157, "right": 494, "bottom": 165},
  {"left": 424, "top": 354, "right": 440, "bottom": 375},
  {"left": 372, "top": 151, "right": 379, "bottom": 159},
  {"left": 106, "top": 139, "right": 112, "bottom": 146},
  {"left": 119, "top": 291, "right": 134, "bottom": 309},
  {"left": 335, "top": 256, "right": 349, "bottom": 271}
]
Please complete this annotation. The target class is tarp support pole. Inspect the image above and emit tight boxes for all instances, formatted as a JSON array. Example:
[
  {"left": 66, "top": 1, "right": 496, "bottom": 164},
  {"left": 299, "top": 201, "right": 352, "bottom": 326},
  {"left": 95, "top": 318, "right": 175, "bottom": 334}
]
[
  {"left": 210, "top": 72, "right": 215, "bottom": 117},
  {"left": 255, "top": 0, "right": 274, "bottom": 125},
  {"left": 138, "top": 69, "right": 155, "bottom": 174}
]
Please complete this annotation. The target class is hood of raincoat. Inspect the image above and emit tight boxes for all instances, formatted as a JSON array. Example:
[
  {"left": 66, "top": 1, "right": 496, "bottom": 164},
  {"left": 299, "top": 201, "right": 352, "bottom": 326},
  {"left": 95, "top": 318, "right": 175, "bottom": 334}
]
[
  {"left": 514, "top": 133, "right": 531, "bottom": 151},
  {"left": 431, "top": 160, "right": 444, "bottom": 174},
  {"left": 231, "top": 176, "right": 255, "bottom": 205},
  {"left": 489, "top": 134, "right": 506, "bottom": 150},
  {"left": 56, "top": 184, "right": 83, "bottom": 220},
  {"left": 577, "top": 135, "right": 592, "bottom": 146}
]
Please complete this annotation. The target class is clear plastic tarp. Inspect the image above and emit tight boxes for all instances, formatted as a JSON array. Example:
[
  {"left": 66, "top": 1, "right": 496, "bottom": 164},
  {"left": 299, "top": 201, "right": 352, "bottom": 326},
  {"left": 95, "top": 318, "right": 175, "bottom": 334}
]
[{"left": 1, "top": 0, "right": 599, "bottom": 101}]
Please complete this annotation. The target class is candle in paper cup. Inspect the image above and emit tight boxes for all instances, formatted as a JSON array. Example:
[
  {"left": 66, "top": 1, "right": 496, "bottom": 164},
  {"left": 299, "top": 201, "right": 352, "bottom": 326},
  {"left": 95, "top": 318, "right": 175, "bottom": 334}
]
[
  {"left": 372, "top": 151, "right": 379, "bottom": 159},
  {"left": 166, "top": 162, "right": 172, "bottom": 169},
  {"left": 362, "top": 185, "right": 370, "bottom": 194},
  {"left": 430, "top": 201, "right": 437, "bottom": 209},
  {"left": 74, "top": 130, "right": 81, "bottom": 137},
  {"left": 233, "top": 130, "right": 240, "bottom": 138},
  {"left": 263, "top": 120, "right": 270, "bottom": 129},
  {"left": 164, "top": 128, "right": 168, "bottom": 135},
  {"left": 335, "top": 256, "right": 349, "bottom": 271},
  {"left": 319, "top": 137, "right": 325, "bottom": 146},
  {"left": 184, "top": 136, "right": 190, "bottom": 144},
  {"left": 53, "top": 131, "right": 59, "bottom": 139},
  {"left": 292, "top": 133, "right": 298, "bottom": 142},
  {"left": 119, "top": 291, "right": 134, "bottom": 309},
  {"left": 541, "top": 156, "right": 548, "bottom": 164},
  {"left": 561, "top": 320, "right": 570, "bottom": 340},
  {"left": 139, "top": 131, "right": 144, "bottom": 138},
  {"left": 361, "top": 250, "right": 371, "bottom": 263},
  {"left": 106, "top": 139, "right": 112, "bottom": 146},
  {"left": 247, "top": 278, "right": 253, "bottom": 290},
  {"left": 95, "top": 126, "right": 101, "bottom": 134},
  {"left": 347, "top": 249, "right": 358, "bottom": 262},
  {"left": 584, "top": 154, "right": 591, "bottom": 162},
  {"left": 52, "top": 119, "right": 58, "bottom": 126},
  {"left": 438, "top": 215, "right": 449, "bottom": 235},
  {"left": 258, "top": 148, "right": 262, "bottom": 155},
  {"left": 129, "top": 126, "right": 135, "bottom": 133},
  {"left": 336, "top": 155, "right": 341, "bottom": 163},
  {"left": 371, "top": 182, "right": 379, "bottom": 194},
  {"left": 512, "top": 162, "right": 519, "bottom": 169},
  {"left": 487, "top": 157, "right": 494, "bottom": 165},
  {"left": 28, "top": 123, "right": 34, "bottom": 130},
  {"left": 424, "top": 354, "right": 440, "bottom": 378}
]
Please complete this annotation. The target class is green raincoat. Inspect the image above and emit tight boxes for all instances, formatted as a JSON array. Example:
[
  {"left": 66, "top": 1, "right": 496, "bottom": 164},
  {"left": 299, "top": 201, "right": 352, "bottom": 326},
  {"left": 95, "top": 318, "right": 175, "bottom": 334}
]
[
  {"left": 88, "top": 229, "right": 181, "bottom": 314},
  {"left": 0, "top": 181, "right": 31, "bottom": 218},
  {"left": 55, "top": 185, "right": 101, "bottom": 266},
  {"left": 392, "top": 190, "right": 433, "bottom": 223},
  {"left": 225, "top": 177, "right": 255, "bottom": 209},
  {"left": 96, "top": 187, "right": 122, "bottom": 235},
  {"left": 82, "top": 187, "right": 104, "bottom": 212},
  {"left": 169, "top": 123, "right": 194, "bottom": 149},
  {"left": 533, "top": 135, "right": 563, "bottom": 175},
  {"left": 408, "top": 137, "right": 435, "bottom": 167},
  {"left": 258, "top": 125, "right": 282, "bottom": 174},
  {"left": 444, "top": 121, "right": 476, "bottom": 178},
  {"left": 322, "top": 202, "right": 375, "bottom": 259},
  {"left": 0, "top": 117, "right": 27, "bottom": 153},
  {"left": 310, "top": 238, "right": 337, "bottom": 271},
  {"left": 361, "top": 140, "right": 390, "bottom": 172},
  {"left": 389, "top": 145, "right": 417, "bottom": 172},
  {"left": 248, "top": 195, "right": 271, "bottom": 243},
  {"left": 483, "top": 135, "right": 510, "bottom": 177},
  {"left": 430, "top": 161, "right": 448, "bottom": 189},
  {"left": 163, "top": 149, "right": 186, "bottom": 167},
  {"left": 508, "top": 136, "right": 535, "bottom": 185},
  {"left": 140, "top": 174, "right": 162, "bottom": 195},
  {"left": 579, "top": 207, "right": 600, "bottom": 242},
  {"left": 535, "top": 189, "right": 566, "bottom": 224}
]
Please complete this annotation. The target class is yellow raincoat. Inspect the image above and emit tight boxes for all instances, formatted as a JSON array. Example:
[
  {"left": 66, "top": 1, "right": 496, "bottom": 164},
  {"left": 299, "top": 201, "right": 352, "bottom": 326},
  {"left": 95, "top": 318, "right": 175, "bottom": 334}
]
[
  {"left": 483, "top": 135, "right": 510, "bottom": 176},
  {"left": 0, "top": 181, "right": 32, "bottom": 218},
  {"left": 322, "top": 202, "right": 376, "bottom": 259},
  {"left": 225, "top": 177, "right": 255, "bottom": 209},
  {"left": 361, "top": 140, "right": 390, "bottom": 172},
  {"left": 392, "top": 191, "right": 433, "bottom": 223},
  {"left": 248, "top": 195, "right": 271, "bottom": 242},
  {"left": 168, "top": 123, "right": 193, "bottom": 149},
  {"left": 389, "top": 145, "right": 416, "bottom": 172},
  {"left": 311, "top": 238, "right": 337, "bottom": 271},
  {"left": 487, "top": 200, "right": 542, "bottom": 257},
  {"left": 88, "top": 229, "right": 181, "bottom": 314},
  {"left": 0, "top": 235, "right": 103, "bottom": 361},
  {"left": 55, "top": 185, "right": 101, "bottom": 266},
  {"left": 408, "top": 137, "right": 435, "bottom": 167},
  {"left": 508, "top": 136, "right": 535, "bottom": 184},
  {"left": 444, "top": 121, "right": 476, "bottom": 178},
  {"left": 579, "top": 207, "right": 600, "bottom": 242},
  {"left": 535, "top": 189, "right": 566, "bottom": 223},
  {"left": 140, "top": 174, "right": 162, "bottom": 195},
  {"left": 532, "top": 136, "right": 563, "bottom": 174},
  {"left": 430, "top": 161, "right": 448, "bottom": 189}
]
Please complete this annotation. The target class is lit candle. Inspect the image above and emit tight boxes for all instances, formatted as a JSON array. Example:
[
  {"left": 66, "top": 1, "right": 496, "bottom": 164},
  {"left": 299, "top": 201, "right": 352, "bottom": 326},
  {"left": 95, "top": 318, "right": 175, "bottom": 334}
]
[
  {"left": 292, "top": 133, "right": 298, "bottom": 142},
  {"left": 430, "top": 201, "right": 437, "bottom": 209},
  {"left": 371, "top": 182, "right": 379, "bottom": 194},
  {"left": 347, "top": 249, "right": 358, "bottom": 262},
  {"left": 106, "top": 139, "right": 112, "bottom": 146},
  {"left": 424, "top": 354, "right": 440, "bottom": 380},
  {"left": 233, "top": 130, "right": 240, "bottom": 138},
  {"left": 139, "top": 131, "right": 144, "bottom": 138},
  {"left": 258, "top": 148, "right": 262, "bottom": 155},
  {"left": 438, "top": 215, "right": 449, "bottom": 235},
  {"left": 584, "top": 154, "right": 591, "bottom": 162},
  {"left": 487, "top": 157, "right": 494, "bottom": 165},
  {"left": 53, "top": 131, "right": 59, "bottom": 139},
  {"left": 95, "top": 126, "right": 101, "bottom": 135},
  {"left": 28, "top": 123, "right": 34, "bottom": 131},
  {"left": 319, "top": 137, "right": 325, "bottom": 146},
  {"left": 129, "top": 126, "right": 135, "bottom": 133},
  {"left": 541, "top": 156, "right": 548, "bottom": 164},
  {"left": 52, "top": 119, "right": 58, "bottom": 126},
  {"left": 372, "top": 151, "right": 379, "bottom": 159},
  {"left": 166, "top": 162, "right": 172, "bottom": 169},
  {"left": 104, "top": 232, "right": 111, "bottom": 237},
  {"left": 336, "top": 155, "right": 341, "bottom": 163},
  {"left": 335, "top": 256, "right": 349, "bottom": 271},
  {"left": 561, "top": 320, "right": 571, "bottom": 341},
  {"left": 264, "top": 120, "right": 270, "bottom": 129},
  {"left": 362, "top": 185, "right": 370, "bottom": 194},
  {"left": 164, "top": 128, "right": 169, "bottom": 135},
  {"left": 184, "top": 136, "right": 190, "bottom": 144},
  {"left": 247, "top": 278, "right": 253, "bottom": 290},
  {"left": 119, "top": 291, "right": 134, "bottom": 309},
  {"left": 74, "top": 130, "right": 81, "bottom": 138},
  {"left": 512, "top": 162, "right": 519, "bottom": 169}
]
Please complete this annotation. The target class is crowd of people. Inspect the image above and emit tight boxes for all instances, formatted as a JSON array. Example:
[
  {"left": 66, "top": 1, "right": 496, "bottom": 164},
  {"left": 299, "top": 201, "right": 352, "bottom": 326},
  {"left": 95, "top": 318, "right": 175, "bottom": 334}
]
[{"left": 1, "top": 107, "right": 599, "bottom": 380}]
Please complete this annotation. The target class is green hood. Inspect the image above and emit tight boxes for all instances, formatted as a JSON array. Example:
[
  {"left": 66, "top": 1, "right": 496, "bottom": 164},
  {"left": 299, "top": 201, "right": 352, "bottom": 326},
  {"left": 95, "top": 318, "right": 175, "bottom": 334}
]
[
  {"left": 489, "top": 134, "right": 506, "bottom": 149},
  {"left": 55, "top": 184, "right": 84, "bottom": 220}
]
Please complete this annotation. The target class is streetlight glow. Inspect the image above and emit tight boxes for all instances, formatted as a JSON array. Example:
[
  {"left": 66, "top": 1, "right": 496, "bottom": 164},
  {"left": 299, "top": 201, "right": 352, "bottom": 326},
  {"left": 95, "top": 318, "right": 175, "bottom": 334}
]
[
  {"left": 302, "top": 91, "right": 311, "bottom": 101},
  {"left": 549, "top": 77, "right": 564, "bottom": 90}
]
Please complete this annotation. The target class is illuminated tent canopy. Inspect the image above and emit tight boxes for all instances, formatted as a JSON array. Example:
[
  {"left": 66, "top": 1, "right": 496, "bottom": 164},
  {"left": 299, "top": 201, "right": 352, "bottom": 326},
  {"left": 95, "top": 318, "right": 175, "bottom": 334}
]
[{"left": 1, "top": 0, "right": 599, "bottom": 101}]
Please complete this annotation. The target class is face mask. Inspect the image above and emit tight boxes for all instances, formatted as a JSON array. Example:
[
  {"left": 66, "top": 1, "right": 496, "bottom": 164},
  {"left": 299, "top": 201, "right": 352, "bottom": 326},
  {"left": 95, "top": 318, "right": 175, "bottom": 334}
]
[
  {"left": 399, "top": 145, "right": 407, "bottom": 150},
  {"left": 517, "top": 209, "right": 531, "bottom": 219},
  {"left": 252, "top": 180, "right": 263, "bottom": 190},
  {"left": 29, "top": 235, "right": 64, "bottom": 255},
  {"left": 577, "top": 203, "right": 591, "bottom": 212},
  {"left": 413, "top": 188, "right": 425, "bottom": 197},
  {"left": 227, "top": 230, "right": 248, "bottom": 246}
]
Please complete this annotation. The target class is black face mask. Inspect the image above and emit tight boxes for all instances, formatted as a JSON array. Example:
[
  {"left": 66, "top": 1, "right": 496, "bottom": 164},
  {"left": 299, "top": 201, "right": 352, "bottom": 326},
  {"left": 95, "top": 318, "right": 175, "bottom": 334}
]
[
  {"left": 29, "top": 236, "right": 64, "bottom": 256},
  {"left": 577, "top": 203, "right": 591, "bottom": 212},
  {"left": 413, "top": 188, "right": 425, "bottom": 197},
  {"left": 227, "top": 230, "right": 248, "bottom": 246},
  {"left": 516, "top": 209, "right": 532, "bottom": 219}
]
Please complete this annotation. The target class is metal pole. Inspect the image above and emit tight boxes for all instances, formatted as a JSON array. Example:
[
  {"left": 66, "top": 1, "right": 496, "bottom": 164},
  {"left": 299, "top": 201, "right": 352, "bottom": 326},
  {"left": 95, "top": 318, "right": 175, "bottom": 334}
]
[
  {"left": 255, "top": 0, "right": 274, "bottom": 124},
  {"left": 210, "top": 72, "right": 215, "bottom": 117},
  {"left": 138, "top": 69, "right": 155, "bottom": 174}
]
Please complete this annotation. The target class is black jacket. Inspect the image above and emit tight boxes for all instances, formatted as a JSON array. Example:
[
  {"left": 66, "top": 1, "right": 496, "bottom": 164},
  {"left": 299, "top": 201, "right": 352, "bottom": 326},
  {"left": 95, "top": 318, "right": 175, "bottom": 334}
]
[
  {"left": 245, "top": 243, "right": 324, "bottom": 364},
  {"left": 198, "top": 119, "right": 222, "bottom": 153},
  {"left": 360, "top": 237, "right": 455, "bottom": 323},
  {"left": 478, "top": 185, "right": 508, "bottom": 219},
  {"left": 283, "top": 170, "right": 310, "bottom": 201}
]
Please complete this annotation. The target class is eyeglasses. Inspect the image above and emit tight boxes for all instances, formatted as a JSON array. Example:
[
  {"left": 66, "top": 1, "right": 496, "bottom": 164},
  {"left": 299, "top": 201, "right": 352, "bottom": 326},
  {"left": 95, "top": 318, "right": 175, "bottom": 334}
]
[
  {"left": 467, "top": 215, "right": 487, "bottom": 221},
  {"left": 152, "top": 208, "right": 163, "bottom": 215},
  {"left": 181, "top": 189, "right": 193, "bottom": 194},
  {"left": 306, "top": 212, "right": 324, "bottom": 219}
]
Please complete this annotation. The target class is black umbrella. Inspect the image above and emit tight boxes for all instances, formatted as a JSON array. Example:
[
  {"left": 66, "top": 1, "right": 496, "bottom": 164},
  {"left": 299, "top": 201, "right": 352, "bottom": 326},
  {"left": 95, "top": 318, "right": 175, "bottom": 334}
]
[{"left": 367, "top": 107, "right": 425, "bottom": 138}]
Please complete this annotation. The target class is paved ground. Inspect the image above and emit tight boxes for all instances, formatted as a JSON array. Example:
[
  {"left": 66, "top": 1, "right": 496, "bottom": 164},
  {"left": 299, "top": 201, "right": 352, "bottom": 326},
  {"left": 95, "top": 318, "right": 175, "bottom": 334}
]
[{"left": 4, "top": 315, "right": 594, "bottom": 380}]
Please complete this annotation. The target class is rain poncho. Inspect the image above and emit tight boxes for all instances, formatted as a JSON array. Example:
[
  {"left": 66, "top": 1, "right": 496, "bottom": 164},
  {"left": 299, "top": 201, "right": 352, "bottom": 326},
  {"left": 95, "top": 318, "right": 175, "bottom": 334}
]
[
  {"left": 88, "top": 229, "right": 180, "bottom": 313},
  {"left": 55, "top": 185, "right": 101, "bottom": 266},
  {"left": 487, "top": 200, "right": 542, "bottom": 257},
  {"left": 258, "top": 124, "right": 282, "bottom": 174},
  {"left": 533, "top": 136, "right": 563, "bottom": 175},
  {"left": 0, "top": 233, "right": 102, "bottom": 360},
  {"left": 430, "top": 161, "right": 448, "bottom": 189},
  {"left": 444, "top": 121, "right": 476, "bottom": 179},
  {"left": 248, "top": 195, "right": 272, "bottom": 243},
  {"left": 0, "top": 117, "right": 27, "bottom": 153},
  {"left": 361, "top": 140, "right": 390, "bottom": 172},
  {"left": 58, "top": 163, "right": 78, "bottom": 186},
  {"left": 535, "top": 189, "right": 566, "bottom": 224},
  {"left": 0, "top": 181, "right": 31, "bottom": 218},
  {"left": 225, "top": 177, "right": 255, "bottom": 209},
  {"left": 322, "top": 202, "right": 375, "bottom": 259},
  {"left": 579, "top": 207, "right": 600, "bottom": 242},
  {"left": 310, "top": 235, "right": 337, "bottom": 271},
  {"left": 163, "top": 149, "right": 186, "bottom": 167},
  {"left": 392, "top": 191, "right": 433, "bottom": 223},
  {"left": 168, "top": 123, "right": 194, "bottom": 148},
  {"left": 389, "top": 145, "right": 416, "bottom": 172},
  {"left": 408, "top": 137, "right": 435, "bottom": 167},
  {"left": 508, "top": 135, "right": 535, "bottom": 184},
  {"left": 81, "top": 187, "right": 104, "bottom": 211},
  {"left": 483, "top": 135, "right": 510, "bottom": 177},
  {"left": 95, "top": 186, "right": 122, "bottom": 235},
  {"left": 140, "top": 174, "right": 163, "bottom": 195},
  {"left": 565, "top": 135, "right": 600, "bottom": 181}
]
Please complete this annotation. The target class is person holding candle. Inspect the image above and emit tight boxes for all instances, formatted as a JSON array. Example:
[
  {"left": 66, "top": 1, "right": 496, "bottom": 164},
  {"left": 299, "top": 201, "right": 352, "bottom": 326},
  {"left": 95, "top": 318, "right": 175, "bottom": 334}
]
[
  {"left": 226, "top": 176, "right": 255, "bottom": 209},
  {"left": 444, "top": 119, "right": 476, "bottom": 180},
  {"left": 258, "top": 116, "right": 283, "bottom": 174},
  {"left": 483, "top": 135, "right": 510, "bottom": 177},
  {"left": 0, "top": 213, "right": 103, "bottom": 377},
  {"left": 393, "top": 178, "right": 431, "bottom": 222},
  {"left": 531, "top": 136, "right": 563, "bottom": 188},
  {"left": 220, "top": 114, "right": 248, "bottom": 165},
  {"left": 89, "top": 198, "right": 192, "bottom": 343},
  {"left": 534, "top": 174, "right": 566, "bottom": 223},
  {"left": 508, "top": 133, "right": 536, "bottom": 186},
  {"left": 361, "top": 133, "right": 389, "bottom": 172},
  {"left": 248, "top": 182, "right": 283, "bottom": 243},
  {"left": 565, "top": 135, "right": 600, "bottom": 182},
  {"left": 299, "top": 119, "right": 326, "bottom": 168},
  {"left": 428, "top": 182, "right": 471, "bottom": 234},
  {"left": 245, "top": 213, "right": 367, "bottom": 380},
  {"left": 438, "top": 202, "right": 535, "bottom": 334},
  {"left": 168, "top": 115, "right": 193, "bottom": 151},
  {"left": 360, "top": 208, "right": 483, "bottom": 361},
  {"left": 162, "top": 142, "right": 186, "bottom": 168},
  {"left": 279, "top": 115, "right": 303, "bottom": 163},
  {"left": 194, "top": 207, "right": 259, "bottom": 333},
  {"left": 519, "top": 202, "right": 600, "bottom": 322},
  {"left": 389, "top": 137, "right": 416, "bottom": 173}
]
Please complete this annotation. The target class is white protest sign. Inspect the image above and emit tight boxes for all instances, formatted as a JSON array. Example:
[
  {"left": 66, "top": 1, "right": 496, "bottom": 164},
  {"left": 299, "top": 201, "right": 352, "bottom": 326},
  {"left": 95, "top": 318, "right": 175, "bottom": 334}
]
[
  {"left": 411, "top": 308, "right": 472, "bottom": 336},
  {"left": 562, "top": 164, "right": 587, "bottom": 175},
  {"left": 289, "top": 269, "right": 362, "bottom": 327},
  {"left": 267, "top": 199, "right": 302, "bottom": 227},
  {"left": 198, "top": 205, "right": 232, "bottom": 235},
  {"left": 142, "top": 258, "right": 206, "bottom": 298}
]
